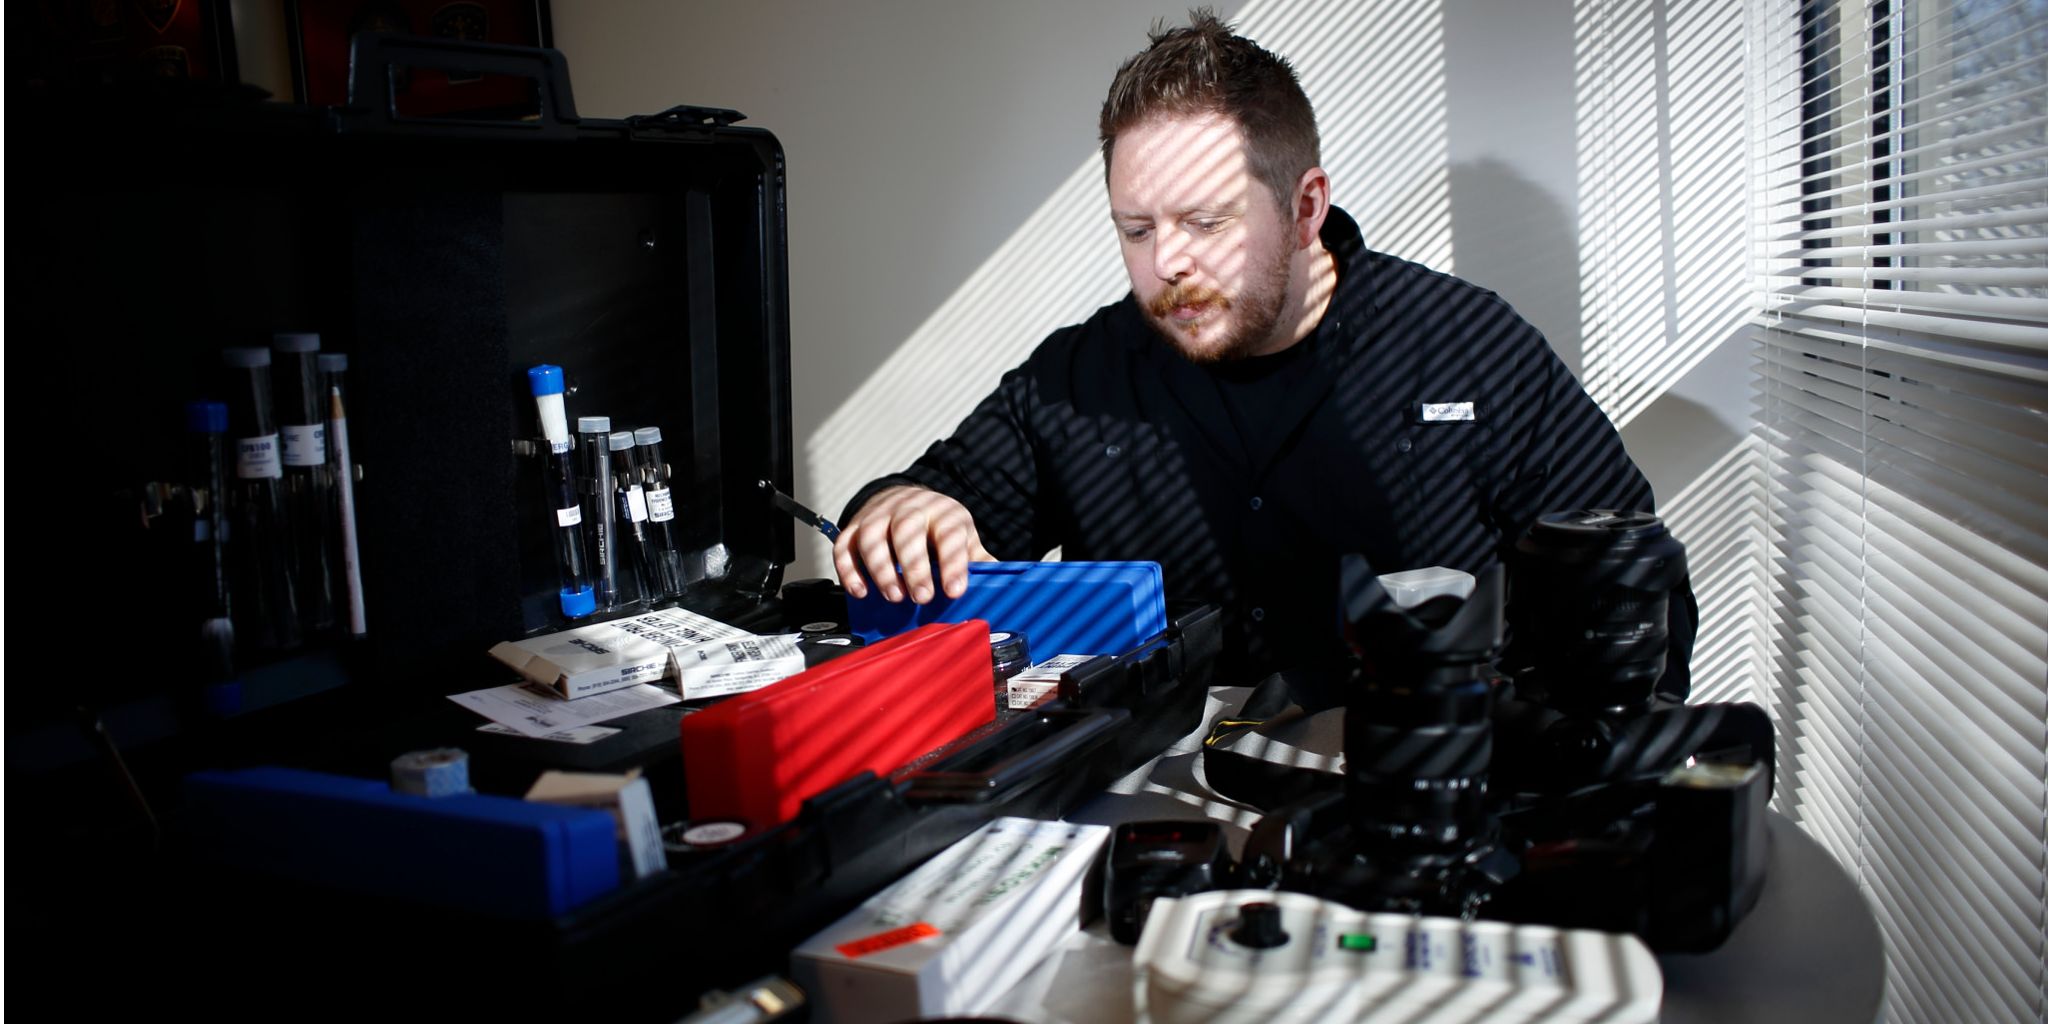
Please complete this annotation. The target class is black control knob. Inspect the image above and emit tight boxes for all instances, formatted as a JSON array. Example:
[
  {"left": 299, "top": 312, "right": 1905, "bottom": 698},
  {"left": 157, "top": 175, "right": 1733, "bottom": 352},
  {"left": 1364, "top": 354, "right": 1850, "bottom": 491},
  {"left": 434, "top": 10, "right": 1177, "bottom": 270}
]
[{"left": 1229, "top": 901, "right": 1290, "bottom": 949}]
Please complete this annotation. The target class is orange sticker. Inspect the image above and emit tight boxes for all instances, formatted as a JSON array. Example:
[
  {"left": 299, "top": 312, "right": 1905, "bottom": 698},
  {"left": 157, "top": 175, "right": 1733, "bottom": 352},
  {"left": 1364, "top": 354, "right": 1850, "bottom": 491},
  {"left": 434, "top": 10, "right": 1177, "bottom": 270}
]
[{"left": 835, "top": 921, "right": 941, "bottom": 959}]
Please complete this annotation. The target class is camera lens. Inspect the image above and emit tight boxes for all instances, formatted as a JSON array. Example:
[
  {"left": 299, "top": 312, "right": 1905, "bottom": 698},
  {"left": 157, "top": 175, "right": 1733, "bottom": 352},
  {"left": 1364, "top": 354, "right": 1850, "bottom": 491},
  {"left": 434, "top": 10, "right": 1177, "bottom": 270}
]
[
  {"left": 1343, "top": 566, "right": 1504, "bottom": 856},
  {"left": 1508, "top": 510, "right": 1688, "bottom": 716}
]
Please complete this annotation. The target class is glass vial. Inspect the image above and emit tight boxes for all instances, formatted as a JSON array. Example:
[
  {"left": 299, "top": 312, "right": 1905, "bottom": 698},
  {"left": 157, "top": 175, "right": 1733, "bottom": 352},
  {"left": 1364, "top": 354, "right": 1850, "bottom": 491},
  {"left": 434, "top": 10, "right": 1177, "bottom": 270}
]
[
  {"left": 609, "top": 430, "right": 652, "bottom": 609},
  {"left": 632, "top": 426, "right": 686, "bottom": 601},
  {"left": 221, "top": 346, "right": 301, "bottom": 651},
  {"left": 577, "top": 415, "right": 619, "bottom": 609},
  {"left": 272, "top": 332, "right": 337, "bottom": 633}
]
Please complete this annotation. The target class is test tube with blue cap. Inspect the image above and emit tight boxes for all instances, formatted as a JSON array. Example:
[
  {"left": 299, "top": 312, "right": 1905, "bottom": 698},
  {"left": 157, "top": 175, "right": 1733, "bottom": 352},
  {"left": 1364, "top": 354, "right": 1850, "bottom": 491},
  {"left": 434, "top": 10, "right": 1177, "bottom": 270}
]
[{"left": 527, "top": 365, "right": 596, "bottom": 620}]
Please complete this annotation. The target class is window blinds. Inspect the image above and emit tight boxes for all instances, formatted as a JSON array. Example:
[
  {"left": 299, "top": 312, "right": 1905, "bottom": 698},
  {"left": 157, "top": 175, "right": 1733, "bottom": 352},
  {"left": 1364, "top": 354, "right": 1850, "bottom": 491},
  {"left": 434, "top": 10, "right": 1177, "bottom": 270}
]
[{"left": 1748, "top": 0, "right": 2047, "bottom": 1021}]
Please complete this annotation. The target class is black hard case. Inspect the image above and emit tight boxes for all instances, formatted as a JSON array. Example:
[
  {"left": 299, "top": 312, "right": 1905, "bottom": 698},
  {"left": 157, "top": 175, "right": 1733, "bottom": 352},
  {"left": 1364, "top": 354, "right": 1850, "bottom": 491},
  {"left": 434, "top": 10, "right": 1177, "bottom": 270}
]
[{"left": 11, "top": 35, "right": 1220, "bottom": 1019}]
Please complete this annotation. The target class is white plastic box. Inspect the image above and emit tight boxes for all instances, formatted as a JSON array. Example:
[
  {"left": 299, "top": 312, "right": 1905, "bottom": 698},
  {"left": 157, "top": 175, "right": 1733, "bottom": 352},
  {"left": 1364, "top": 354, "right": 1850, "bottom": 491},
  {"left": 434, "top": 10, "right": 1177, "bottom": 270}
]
[{"left": 790, "top": 817, "right": 1111, "bottom": 1023}]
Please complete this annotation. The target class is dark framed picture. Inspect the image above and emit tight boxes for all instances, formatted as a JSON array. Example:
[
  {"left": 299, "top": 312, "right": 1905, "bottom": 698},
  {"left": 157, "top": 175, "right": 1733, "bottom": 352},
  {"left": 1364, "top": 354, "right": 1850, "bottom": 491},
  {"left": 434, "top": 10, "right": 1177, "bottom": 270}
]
[
  {"left": 284, "top": 0, "right": 552, "bottom": 112},
  {"left": 14, "top": 0, "right": 240, "bottom": 94}
]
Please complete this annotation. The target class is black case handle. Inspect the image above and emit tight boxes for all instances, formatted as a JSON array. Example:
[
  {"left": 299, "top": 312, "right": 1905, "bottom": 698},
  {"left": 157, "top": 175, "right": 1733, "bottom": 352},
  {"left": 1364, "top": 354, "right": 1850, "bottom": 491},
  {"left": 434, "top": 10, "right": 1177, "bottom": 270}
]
[{"left": 340, "top": 32, "right": 580, "bottom": 138}]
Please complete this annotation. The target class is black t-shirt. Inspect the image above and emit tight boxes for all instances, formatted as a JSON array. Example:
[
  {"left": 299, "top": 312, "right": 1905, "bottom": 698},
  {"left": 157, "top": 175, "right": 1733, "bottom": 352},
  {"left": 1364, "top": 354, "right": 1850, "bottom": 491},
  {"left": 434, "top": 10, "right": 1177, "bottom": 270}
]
[{"left": 1204, "top": 327, "right": 1323, "bottom": 474}]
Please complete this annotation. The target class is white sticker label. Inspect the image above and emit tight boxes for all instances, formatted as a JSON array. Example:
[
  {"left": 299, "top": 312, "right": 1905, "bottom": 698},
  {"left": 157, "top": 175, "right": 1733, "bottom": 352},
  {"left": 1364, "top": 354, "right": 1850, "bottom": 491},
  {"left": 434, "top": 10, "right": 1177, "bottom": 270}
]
[
  {"left": 646, "top": 485, "right": 675, "bottom": 522},
  {"left": 236, "top": 434, "right": 283, "bottom": 479},
  {"left": 1420, "top": 401, "right": 1476, "bottom": 422},
  {"left": 1012, "top": 654, "right": 1096, "bottom": 681},
  {"left": 676, "top": 634, "right": 807, "bottom": 700},
  {"left": 475, "top": 722, "right": 621, "bottom": 745},
  {"left": 623, "top": 485, "right": 649, "bottom": 523},
  {"left": 280, "top": 423, "right": 328, "bottom": 466},
  {"left": 609, "top": 607, "right": 748, "bottom": 649},
  {"left": 556, "top": 504, "right": 583, "bottom": 528},
  {"left": 1007, "top": 678, "right": 1059, "bottom": 710}
]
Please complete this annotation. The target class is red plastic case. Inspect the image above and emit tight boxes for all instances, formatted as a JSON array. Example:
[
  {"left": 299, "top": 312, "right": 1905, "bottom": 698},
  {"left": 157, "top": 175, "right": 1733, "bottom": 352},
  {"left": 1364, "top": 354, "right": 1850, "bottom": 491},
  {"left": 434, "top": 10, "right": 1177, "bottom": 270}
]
[{"left": 684, "top": 620, "right": 996, "bottom": 828}]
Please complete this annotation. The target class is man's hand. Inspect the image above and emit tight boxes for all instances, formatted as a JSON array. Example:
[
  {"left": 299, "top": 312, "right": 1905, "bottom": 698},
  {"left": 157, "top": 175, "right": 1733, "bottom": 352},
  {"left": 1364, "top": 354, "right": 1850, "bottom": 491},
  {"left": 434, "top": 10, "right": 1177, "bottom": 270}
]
[{"left": 833, "top": 485, "right": 995, "bottom": 603}]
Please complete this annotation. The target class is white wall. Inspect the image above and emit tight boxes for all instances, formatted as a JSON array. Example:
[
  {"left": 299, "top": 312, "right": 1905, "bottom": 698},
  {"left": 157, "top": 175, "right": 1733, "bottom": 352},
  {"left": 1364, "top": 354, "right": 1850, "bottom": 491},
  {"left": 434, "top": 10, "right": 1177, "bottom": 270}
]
[
  {"left": 556, "top": 0, "right": 1206, "bottom": 582},
  {"left": 552, "top": 1, "right": 1756, "bottom": 630}
]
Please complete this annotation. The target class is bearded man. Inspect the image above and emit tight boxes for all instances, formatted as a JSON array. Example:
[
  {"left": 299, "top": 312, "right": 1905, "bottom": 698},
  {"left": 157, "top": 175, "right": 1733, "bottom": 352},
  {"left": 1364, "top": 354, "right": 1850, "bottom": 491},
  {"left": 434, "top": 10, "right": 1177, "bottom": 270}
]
[{"left": 833, "top": 9, "right": 1694, "bottom": 704}]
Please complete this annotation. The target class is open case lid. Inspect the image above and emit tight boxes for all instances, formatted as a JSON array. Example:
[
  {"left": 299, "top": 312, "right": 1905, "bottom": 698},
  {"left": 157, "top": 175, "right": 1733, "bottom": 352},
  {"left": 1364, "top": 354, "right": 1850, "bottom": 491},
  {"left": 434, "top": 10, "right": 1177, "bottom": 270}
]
[{"left": 19, "top": 34, "right": 797, "bottom": 696}]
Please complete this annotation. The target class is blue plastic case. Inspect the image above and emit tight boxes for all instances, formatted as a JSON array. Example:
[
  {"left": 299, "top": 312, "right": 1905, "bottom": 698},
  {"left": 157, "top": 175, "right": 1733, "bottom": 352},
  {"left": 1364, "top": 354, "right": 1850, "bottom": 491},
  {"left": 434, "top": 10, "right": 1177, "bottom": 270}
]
[
  {"left": 846, "top": 561, "right": 1167, "bottom": 658},
  {"left": 184, "top": 767, "right": 622, "bottom": 919}
]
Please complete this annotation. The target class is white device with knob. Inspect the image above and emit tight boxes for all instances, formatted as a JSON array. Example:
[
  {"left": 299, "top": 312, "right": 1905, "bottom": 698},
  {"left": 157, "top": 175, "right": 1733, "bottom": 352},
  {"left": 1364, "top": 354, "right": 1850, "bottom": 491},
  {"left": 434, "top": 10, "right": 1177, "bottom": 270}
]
[{"left": 1132, "top": 889, "right": 1662, "bottom": 1024}]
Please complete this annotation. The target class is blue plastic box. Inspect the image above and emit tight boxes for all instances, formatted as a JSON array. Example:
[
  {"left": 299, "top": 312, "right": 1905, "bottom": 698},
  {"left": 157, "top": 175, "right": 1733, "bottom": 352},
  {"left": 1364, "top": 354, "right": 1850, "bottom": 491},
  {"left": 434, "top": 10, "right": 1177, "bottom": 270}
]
[
  {"left": 184, "top": 766, "right": 621, "bottom": 919},
  {"left": 846, "top": 561, "right": 1167, "bottom": 658}
]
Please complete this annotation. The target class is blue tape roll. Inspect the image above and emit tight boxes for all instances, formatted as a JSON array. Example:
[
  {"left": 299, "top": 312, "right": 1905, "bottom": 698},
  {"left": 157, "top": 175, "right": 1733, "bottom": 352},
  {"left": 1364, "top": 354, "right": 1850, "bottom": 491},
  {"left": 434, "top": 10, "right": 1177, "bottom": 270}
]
[{"left": 390, "top": 748, "right": 473, "bottom": 798}]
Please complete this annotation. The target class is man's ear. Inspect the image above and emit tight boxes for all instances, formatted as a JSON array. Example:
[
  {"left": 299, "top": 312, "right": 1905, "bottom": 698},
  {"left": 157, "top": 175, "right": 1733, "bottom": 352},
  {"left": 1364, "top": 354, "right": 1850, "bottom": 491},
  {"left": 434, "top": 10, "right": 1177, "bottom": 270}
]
[{"left": 1292, "top": 166, "right": 1331, "bottom": 249}]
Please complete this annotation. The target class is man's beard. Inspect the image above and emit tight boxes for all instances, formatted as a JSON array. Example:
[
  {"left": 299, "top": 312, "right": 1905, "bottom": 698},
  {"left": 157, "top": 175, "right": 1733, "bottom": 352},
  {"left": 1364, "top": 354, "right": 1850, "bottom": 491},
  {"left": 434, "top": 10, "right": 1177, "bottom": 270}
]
[{"left": 1145, "top": 243, "right": 1293, "bottom": 365}]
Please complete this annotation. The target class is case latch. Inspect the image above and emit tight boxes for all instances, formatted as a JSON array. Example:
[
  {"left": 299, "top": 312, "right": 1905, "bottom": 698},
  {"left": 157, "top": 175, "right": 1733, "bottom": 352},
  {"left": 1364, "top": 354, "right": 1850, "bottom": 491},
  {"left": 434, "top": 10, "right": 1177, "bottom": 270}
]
[{"left": 625, "top": 104, "right": 749, "bottom": 132}]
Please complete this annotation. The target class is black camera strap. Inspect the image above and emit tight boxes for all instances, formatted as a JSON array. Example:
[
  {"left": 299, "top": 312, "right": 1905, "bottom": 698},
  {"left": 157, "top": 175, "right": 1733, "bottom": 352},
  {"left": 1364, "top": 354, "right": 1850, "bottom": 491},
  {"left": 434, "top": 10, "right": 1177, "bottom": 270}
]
[{"left": 1200, "top": 673, "right": 1346, "bottom": 812}]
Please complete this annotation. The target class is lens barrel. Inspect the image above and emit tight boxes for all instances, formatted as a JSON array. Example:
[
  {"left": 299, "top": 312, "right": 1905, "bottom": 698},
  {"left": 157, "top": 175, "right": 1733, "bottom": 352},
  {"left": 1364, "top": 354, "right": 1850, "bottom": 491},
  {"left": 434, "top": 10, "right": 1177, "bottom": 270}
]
[
  {"left": 1343, "top": 565, "right": 1505, "bottom": 856},
  {"left": 1508, "top": 510, "right": 1688, "bottom": 716}
]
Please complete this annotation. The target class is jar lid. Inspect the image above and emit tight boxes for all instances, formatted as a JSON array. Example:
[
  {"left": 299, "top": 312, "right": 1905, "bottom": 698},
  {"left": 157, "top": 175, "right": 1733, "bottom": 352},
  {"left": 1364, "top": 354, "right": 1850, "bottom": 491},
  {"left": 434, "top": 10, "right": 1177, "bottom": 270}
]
[{"left": 989, "top": 631, "right": 1029, "bottom": 665}]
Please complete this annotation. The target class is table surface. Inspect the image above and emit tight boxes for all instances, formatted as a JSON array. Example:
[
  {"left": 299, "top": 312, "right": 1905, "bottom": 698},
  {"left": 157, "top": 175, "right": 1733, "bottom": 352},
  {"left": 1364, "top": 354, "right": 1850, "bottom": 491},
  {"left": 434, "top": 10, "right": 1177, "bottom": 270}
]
[{"left": 982, "top": 688, "right": 1886, "bottom": 1024}]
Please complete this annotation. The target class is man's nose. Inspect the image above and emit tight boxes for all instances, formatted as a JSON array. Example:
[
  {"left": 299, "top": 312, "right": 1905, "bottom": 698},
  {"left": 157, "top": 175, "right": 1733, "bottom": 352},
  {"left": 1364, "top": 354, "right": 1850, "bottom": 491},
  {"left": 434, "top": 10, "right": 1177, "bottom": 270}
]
[{"left": 1152, "top": 228, "right": 1195, "bottom": 282}]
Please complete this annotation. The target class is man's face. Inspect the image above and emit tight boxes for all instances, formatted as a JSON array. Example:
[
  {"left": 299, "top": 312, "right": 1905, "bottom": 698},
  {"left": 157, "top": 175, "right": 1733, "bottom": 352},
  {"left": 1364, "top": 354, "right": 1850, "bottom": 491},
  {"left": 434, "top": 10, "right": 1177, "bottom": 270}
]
[{"left": 1109, "top": 112, "right": 1299, "bottom": 363}]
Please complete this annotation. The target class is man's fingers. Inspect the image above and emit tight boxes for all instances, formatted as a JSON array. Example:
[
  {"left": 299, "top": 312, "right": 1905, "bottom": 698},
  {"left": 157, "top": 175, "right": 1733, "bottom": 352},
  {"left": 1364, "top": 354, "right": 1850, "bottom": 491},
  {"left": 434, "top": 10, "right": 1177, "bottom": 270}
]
[
  {"left": 890, "top": 508, "right": 939, "bottom": 603},
  {"left": 832, "top": 486, "right": 986, "bottom": 605},
  {"left": 931, "top": 518, "right": 980, "bottom": 599},
  {"left": 831, "top": 532, "right": 869, "bottom": 599},
  {"left": 856, "top": 521, "right": 907, "bottom": 603}
]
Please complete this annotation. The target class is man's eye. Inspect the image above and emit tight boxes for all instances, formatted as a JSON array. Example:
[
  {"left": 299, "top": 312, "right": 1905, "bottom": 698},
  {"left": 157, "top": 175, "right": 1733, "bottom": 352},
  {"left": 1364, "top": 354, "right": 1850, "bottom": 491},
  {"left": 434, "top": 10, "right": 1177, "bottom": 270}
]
[
  {"left": 1191, "top": 219, "right": 1228, "bottom": 234},
  {"left": 1121, "top": 226, "right": 1151, "bottom": 241}
]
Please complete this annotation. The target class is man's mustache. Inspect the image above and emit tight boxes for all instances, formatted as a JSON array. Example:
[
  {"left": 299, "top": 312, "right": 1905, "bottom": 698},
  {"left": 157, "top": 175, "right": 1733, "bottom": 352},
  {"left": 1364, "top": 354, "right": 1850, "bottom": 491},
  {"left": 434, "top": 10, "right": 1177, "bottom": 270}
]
[{"left": 1147, "top": 283, "right": 1232, "bottom": 319}]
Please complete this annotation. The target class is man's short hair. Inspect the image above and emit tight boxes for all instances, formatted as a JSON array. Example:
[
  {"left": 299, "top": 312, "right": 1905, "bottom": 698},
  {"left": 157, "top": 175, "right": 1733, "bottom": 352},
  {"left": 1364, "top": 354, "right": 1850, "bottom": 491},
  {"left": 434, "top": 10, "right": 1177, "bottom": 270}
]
[{"left": 1098, "top": 8, "right": 1321, "bottom": 211}]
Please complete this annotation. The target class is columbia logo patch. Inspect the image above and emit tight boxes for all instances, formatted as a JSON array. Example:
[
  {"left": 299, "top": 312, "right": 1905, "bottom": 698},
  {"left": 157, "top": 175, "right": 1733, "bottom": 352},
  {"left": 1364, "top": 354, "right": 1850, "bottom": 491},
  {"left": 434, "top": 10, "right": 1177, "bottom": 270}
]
[{"left": 1416, "top": 401, "right": 1476, "bottom": 423}]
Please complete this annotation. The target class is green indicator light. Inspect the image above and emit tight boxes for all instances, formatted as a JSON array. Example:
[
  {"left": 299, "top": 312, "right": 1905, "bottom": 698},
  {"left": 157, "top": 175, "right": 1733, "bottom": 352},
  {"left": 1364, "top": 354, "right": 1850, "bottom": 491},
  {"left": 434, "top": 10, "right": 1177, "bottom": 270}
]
[{"left": 1338, "top": 933, "right": 1377, "bottom": 952}]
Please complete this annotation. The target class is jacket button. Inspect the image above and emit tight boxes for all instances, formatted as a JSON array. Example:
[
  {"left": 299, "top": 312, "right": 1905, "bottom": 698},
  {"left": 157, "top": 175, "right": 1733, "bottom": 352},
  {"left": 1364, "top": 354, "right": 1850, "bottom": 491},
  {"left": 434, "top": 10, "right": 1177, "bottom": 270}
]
[
  {"left": 1105, "top": 444, "right": 1122, "bottom": 457},
  {"left": 1249, "top": 496, "right": 1263, "bottom": 511},
  {"left": 1250, "top": 607, "right": 1266, "bottom": 622},
  {"left": 1396, "top": 437, "right": 1413, "bottom": 453}
]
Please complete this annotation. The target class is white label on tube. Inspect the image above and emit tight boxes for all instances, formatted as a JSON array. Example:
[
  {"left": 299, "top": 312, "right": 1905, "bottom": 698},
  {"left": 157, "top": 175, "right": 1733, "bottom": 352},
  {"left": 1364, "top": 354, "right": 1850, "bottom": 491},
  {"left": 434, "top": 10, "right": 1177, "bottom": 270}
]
[
  {"left": 535, "top": 391, "right": 572, "bottom": 448},
  {"left": 236, "top": 434, "right": 283, "bottom": 479},
  {"left": 556, "top": 504, "right": 583, "bottom": 528},
  {"left": 624, "top": 485, "right": 649, "bottom": 523},
  {"left": 280, "top": 423, "right": 327, "bottom": 466},
  {"left": 643, "top": 485, "right": 675, "bottom": 524},
  {"left": 646, "top": 486, "right": 676, "bottom": 522}
]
